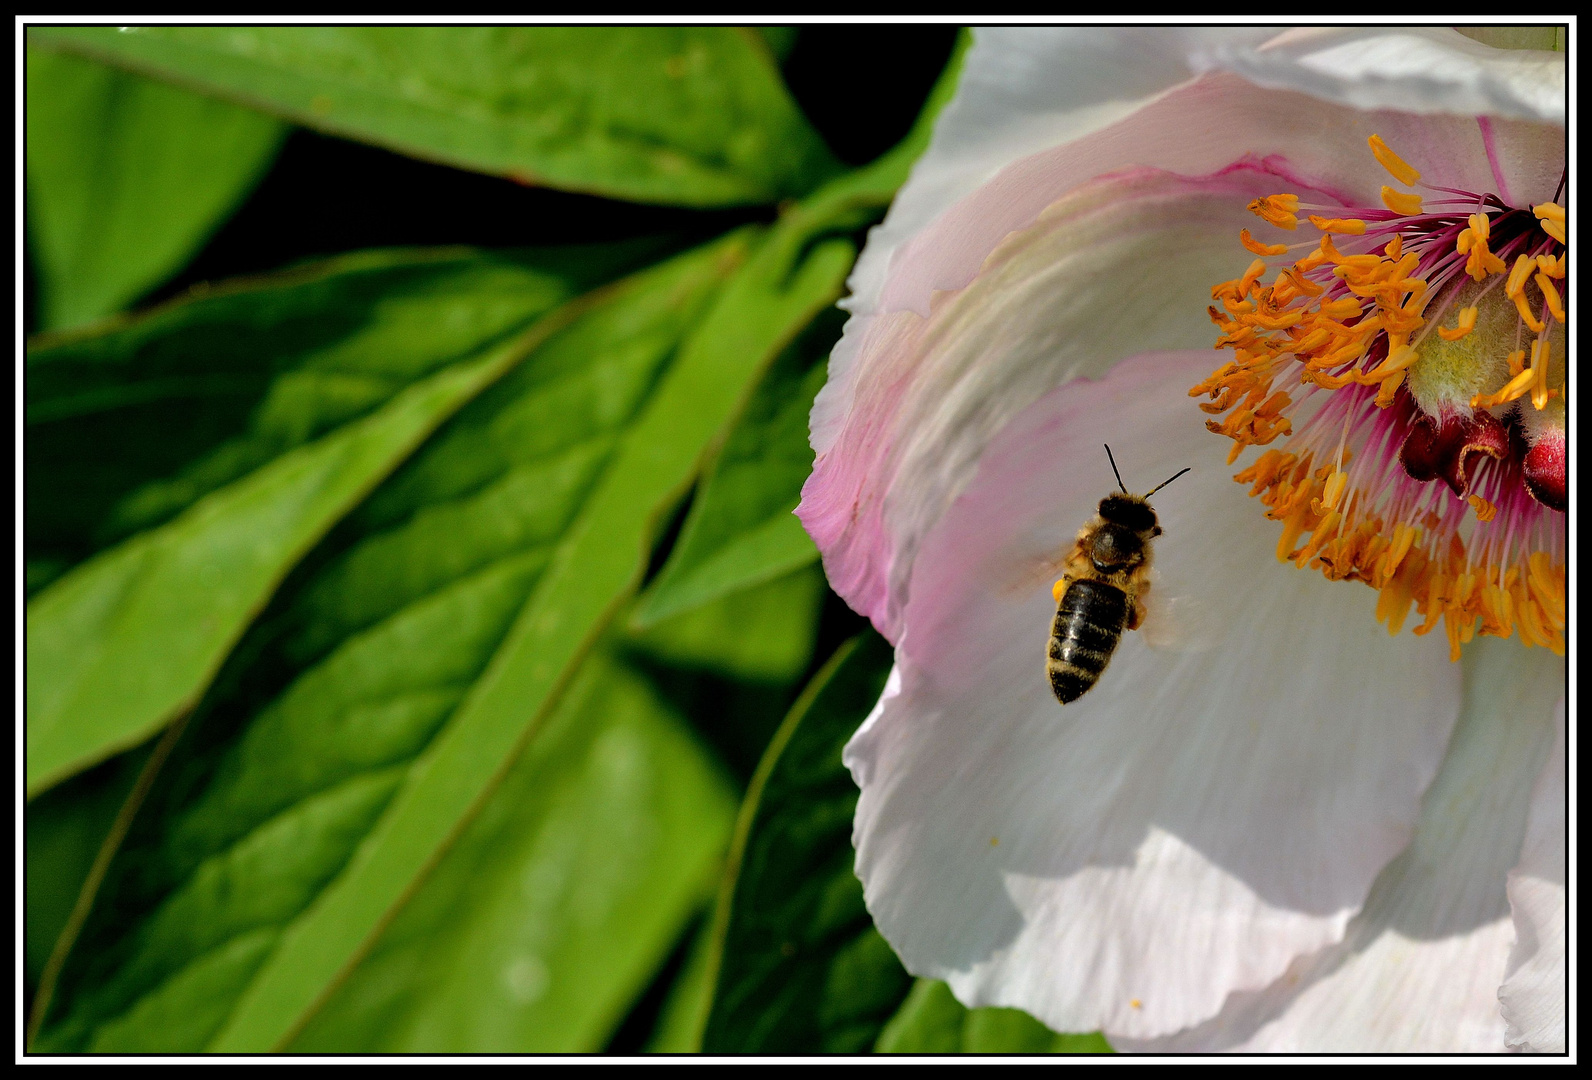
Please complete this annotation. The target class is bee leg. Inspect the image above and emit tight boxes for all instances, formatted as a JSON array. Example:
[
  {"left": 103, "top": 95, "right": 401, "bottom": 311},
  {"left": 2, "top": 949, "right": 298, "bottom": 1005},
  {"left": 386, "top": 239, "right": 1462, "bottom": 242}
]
[{"left": 1127, "top": 598, "right": 1148, "bottom": 631}]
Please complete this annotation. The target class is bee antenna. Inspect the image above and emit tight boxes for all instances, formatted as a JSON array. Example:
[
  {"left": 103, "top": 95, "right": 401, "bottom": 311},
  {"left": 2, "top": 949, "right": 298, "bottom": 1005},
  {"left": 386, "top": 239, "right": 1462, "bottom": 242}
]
[
  {"left": 1103, "top": 445, "right": 1128, "bottom": 493},
  {"left": 1144, "top": 466, "right": 1192, "bottom": 500}
]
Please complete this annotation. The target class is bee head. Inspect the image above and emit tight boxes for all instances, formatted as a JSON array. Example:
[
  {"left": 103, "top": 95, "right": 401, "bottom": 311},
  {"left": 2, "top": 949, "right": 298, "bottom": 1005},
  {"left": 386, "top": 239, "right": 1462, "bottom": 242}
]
[{"left": 1098, "top": 493, "right": 1161, "bottom": 537}]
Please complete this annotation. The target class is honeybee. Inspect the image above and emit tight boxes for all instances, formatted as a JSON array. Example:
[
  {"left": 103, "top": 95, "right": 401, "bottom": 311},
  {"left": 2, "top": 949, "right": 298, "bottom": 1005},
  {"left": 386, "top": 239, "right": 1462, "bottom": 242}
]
[{"left": 1047, "top": 446, "right": 1189, "bottom": 704}]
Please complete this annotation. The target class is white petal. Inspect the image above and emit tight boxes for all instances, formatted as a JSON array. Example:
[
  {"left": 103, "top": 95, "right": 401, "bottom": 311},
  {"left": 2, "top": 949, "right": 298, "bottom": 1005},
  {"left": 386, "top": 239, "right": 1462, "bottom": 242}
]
[
  {"left": 1121, "top": 638, "right": 1564, "bottom": 1051},
  {"left": 1202, "top": 27, "right": 1566, "bottom": 126},
  {"left": 843, "top": 350, "right": 1462, "bottom": 1039},
  {"left": 1501, "top": 698, "right": 1566, "bottom": 1052}
]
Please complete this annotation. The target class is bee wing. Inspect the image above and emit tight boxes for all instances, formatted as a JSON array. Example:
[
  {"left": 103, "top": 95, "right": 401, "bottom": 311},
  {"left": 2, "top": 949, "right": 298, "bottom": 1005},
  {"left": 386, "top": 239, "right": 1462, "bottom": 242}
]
[
  {"left": 1000, "top": 549, "right": 1073, "bottom": 600},
  {"left": 1139, "top": 584, "right": 1222, "bottom": 654}
]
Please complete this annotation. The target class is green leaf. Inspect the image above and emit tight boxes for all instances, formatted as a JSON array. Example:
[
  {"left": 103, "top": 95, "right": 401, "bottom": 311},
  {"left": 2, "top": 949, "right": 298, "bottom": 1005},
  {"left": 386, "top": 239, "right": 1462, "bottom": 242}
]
[
  {"left": 26, "top": 250, "right": 591, "bottom": 796},
  {"left": 33, "top": 26, "right": 841, "bottom": 207},
  {"left": 31, "top": 238, "right": 743, "bottom": 1053},
  {"left": 31, "top": 237, "right": 745, "bottom": 1053},
  {"left": 26, "top": 43, "right": 286, "bottom": 331},
  {"left": 643, "top": 921, "right": 718, "bottom": 1052},
  {"left": 875, "top": 979, "right": 1114, "bottom": 1054},
  {"left": 632, "top": 323, "right": 832, "bottom": 629},
  {"left": 288, "top": 650, "right": 736, "bottom": 1051},
  {"left": 627, "top": 566, "right": 826, "bottom": 683},
  {"left": 208, "top": 199, "right": 864, "bottom": 1053},
  {"left": 35, "top": 191, "right": 869, "bottom": 1050},
  {"left": 700, "top": 631, "right": 913, "bottom": 1053},
  {"left": 26, "top": 746, "right": 150, "bottom": 990}
]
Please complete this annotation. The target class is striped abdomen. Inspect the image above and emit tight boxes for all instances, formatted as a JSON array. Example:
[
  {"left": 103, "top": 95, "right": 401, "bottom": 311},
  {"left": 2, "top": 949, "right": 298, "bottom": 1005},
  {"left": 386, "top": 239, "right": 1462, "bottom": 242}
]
[{"left": 1047, "top": 579, "right": 1130, "bottom": 704}]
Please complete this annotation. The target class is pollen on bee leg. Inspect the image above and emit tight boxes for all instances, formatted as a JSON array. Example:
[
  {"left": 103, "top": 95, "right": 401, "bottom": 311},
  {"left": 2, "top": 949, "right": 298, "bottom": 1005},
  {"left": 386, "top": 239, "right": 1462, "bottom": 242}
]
[{"left": 1052, "top": 578, "right": 1067, "bottom": 603}]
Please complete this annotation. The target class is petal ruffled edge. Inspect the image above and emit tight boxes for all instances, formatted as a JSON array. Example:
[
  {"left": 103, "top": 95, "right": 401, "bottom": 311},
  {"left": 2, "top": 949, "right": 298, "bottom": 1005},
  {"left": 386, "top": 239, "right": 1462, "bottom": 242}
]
[
  {"left": 1200, "top": 27, "right": 1566, "bottom": 126},
  {"left": 1119, "top": 638, "right": 1564, "bottom": 1051}
]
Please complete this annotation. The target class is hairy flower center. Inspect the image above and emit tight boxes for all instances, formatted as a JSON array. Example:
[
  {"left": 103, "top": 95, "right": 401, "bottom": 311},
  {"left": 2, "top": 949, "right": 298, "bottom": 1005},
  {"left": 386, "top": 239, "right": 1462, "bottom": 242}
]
[{"left": 1193, "top": 134, "right": 1566, "bottom": 661}]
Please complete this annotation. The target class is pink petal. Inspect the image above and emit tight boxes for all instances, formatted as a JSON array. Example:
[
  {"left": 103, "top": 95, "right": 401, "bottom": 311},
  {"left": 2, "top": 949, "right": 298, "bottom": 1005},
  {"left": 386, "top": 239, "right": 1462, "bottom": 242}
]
[
  {"left": 843, "top": 351, "right": 1462, "bottom": 1039},
  {"left": 1501, "top": 698, "right": 1566, "bottom": 1052},
  {"left": 1120, "top": 639, "right": 1564, "bottom": 1051}
]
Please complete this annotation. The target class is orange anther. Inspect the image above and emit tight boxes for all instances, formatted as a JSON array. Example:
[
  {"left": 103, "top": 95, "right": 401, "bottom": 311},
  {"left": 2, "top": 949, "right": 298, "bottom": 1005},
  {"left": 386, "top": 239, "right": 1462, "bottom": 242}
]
[
  {"left": 1240, "top": 228, "right": 1289, "bottom": 256},
  {"left": 1534, "top": 273, "right": 1564, "bottom": 322},
  {"left": 1436, "top": 305, "right": 1478, "bottom": 342},
  {"left": 1309, "top": 215, "right": 1368, "bottom": 235},
  {"left": 1249, "top": 195, "right": 1300, "bottom": 230},
  {"left": 1369, "top": 135, "right": 1422, "bottom": 185}
]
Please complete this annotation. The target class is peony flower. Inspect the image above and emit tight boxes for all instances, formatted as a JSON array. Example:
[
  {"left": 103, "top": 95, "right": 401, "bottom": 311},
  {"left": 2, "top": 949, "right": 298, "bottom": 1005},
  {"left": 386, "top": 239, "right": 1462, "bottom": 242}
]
[{"left": 797, "top": 27, "right": 1566, "bottom": 1052}]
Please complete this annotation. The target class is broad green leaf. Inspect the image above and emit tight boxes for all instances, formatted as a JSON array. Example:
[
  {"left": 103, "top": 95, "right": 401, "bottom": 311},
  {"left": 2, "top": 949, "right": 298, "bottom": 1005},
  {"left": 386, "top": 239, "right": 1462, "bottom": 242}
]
[
  {"left": 25, "top": 43, "right": 286, "bottom": 331},
  {"left": 699, "top": 632, "right": 913, "bottom": 1053},
  {"left": 26, "top": 250, "right": 592, "bottom": 796},
  {"left": 35, "top": 187, "right": 872, "bottom": 1050},
  {"left": 209, "top": 194, "right": 863, "bottom": 1053},
  {"left": 875, "top": 979, "right": 1114, "bottom": 1054},
  {"left": 632, "top": 326, "right": 831, "bottom": 628},
  {"left": 288, "top": 650, "right": 736, "bottom": 1051},
  {"left": 632, "top": 30, "right": 971, "bottom": 627},
  {"left": 32, "top": 237, "right": 746, "bottom": 1053},
  {"left": 34, "top": 26, "right": 841, "bottom": 207},
  {"left": 25, "top": 746, "right": 150, "bottom": 990},
  {"left": 627, "top": 566, "right": 826, "bottom": 683}
]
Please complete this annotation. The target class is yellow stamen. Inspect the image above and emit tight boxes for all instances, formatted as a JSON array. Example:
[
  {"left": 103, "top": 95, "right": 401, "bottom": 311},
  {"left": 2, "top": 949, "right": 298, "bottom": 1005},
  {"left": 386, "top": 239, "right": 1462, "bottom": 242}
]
[
  {"left": 1319, "top": 468, "right": 1349, "bottom": 511},
  {"left": 1532, "top": 203, "right": 1567, "bottom": 244},
  {"left": 1381, "top": 522, "right": 1418, "bottom": 580},
  {"left": 1505, "top": 253, "right": 1536, "bottom": 297},
  {"left": 1249, "top": 194, "right": 1300, "bottom": 230},
  {"left": 1380, "top": 186, "right": 1423, "bottom": 216},
  {"left": 1534, "top": 272, "right": 1565, "bottom": 323},
  {"left": 1457, "top": 213, "right": 1508, "bottom": 281},
  {"left": 1198, "top": 135, "right": 1566, "bottom": 662},
  {"left": 1436, "top": 305, "right": 1479, "bottom": 341},
  {"left": 1471, "top": 365, "right": 1536, "bottom": 409},
  {"left": 1309, "top": 215, "right": 1367, "bottom": 235},
  {"left": 1369, "top": 135, "right": 1421, "bottom": 185},
  {"left": 1530, "top": 339, "right": 1553, "bottom": 410},
  {"left": 1240, "top": 228, "right": 1289, "bottom": 256}
]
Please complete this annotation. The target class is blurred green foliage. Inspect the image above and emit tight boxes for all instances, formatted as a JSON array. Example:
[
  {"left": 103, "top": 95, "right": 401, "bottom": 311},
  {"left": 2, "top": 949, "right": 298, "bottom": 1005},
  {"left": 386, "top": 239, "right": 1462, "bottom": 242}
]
[
  {"left": 25, "top": 24, "right": 1108, "bottom": 1055},
  {"left": 26, "top": 44, "right": 286, "bottom": 330}
]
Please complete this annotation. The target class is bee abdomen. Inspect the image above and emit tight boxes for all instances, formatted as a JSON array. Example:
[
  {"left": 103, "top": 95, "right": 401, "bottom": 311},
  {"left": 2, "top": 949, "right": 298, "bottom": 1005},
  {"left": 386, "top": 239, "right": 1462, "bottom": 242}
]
[{"left": 1047, "top": 579, "right": 1130, "bottom": 704}]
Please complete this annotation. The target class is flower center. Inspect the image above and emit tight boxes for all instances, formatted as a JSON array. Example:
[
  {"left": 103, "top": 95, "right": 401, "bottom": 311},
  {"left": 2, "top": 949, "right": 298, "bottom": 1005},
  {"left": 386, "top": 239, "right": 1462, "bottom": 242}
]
[{"left": 1192, "top": 134, "right": 1566, "bottom": 661}]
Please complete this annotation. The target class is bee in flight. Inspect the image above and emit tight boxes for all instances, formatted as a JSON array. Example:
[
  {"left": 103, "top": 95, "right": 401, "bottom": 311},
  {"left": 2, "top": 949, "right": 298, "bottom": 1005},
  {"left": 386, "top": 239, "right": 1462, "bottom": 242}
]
[{"left": 1047, "top": 446, "right": 1189, "bottom": 705}]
